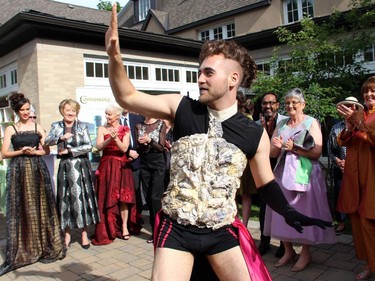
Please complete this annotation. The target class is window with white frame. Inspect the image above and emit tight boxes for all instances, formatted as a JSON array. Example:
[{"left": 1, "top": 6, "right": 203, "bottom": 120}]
[
  {"left": 364, "top": 44, "right": 375, "bottom": 62},
  {"left": 0, "top": 74, "right": 6, "bottom": 89},
  {"left": 186, "top": 70, "right": 198, "bottom": 83},
  {"left": 226, "top": 23, "right": 236, "bottom": 38},
  {"left": 85, "top": 61, "right": 108, "bottom": 78},
  {"left": 155, "top": 67, "right": 180, "bottom": 82},
  {"left": 0, "top": 64, "right": 18, "bottom": 96},
  {"left": 201, "top": 30, "right": 210, "bottom": 41},
  {"left": 126, "top": 65, "right": 149, "bottom": 80},
  {"left": 284, "top": 0, "right": 314, "bottom": 24},
  {"left": 256, "top": 63, "right": 271, "bottom": 76},
  {"left": 199, "top": 22, "right": 236, "bottom": 41},
  {"left": 10, "top": 69, "right": 17, "bottom": 85},
  {"left": 139, "top": 0, "right": 151, "bottom": 21}
]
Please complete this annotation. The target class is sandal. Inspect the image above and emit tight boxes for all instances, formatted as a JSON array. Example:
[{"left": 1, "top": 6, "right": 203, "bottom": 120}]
[
  {"left": 122, "top": 234, "right": 130, "bottom": 241},
  {"left": 356, "top": 269, "right": 371, "bottom": 280}
]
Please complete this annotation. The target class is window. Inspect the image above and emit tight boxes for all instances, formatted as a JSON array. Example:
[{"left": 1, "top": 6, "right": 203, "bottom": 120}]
[
  {"left": 213, "top": 27, "right": 223, "bottom": 40},
  {"left": 316, "top": 51, "right": 354, "bottom": 68},
  {"left": 85, "top": 62, "right": 108, "bottom": 78},
  {"left": 0, "top": 65, "right": 18, "bottom": 95},
  {"left": 364, "top": 44, "right": 375, "bottom": 62},
  {"left": 186, "top": 70, "right": 198, "bottom": 83},
  {"left": 10, "top": 69, "right": 17, "bottom": 85},
  {"left": 199, "top": 22, "right": 236, "bottom": 41},
  {"left": 126, "top": 65, "right": 149, "bottom": 80},
  {"left": 200, "top": 30, "right": 210, "bottom": 41},
  {"left": 139, "top": 0, "right": 151, "bottom": 21},
  {"left": 227, "top": 23, "right": 236, "bottom": 38},
  {"left": 155, "top": 67, "right": 180, "bottom": 82},
  {"left": 284, "top": 0, "right": 314, "bottom": 24},
  {"left": 256, "top": 63, "right": 271, "bottom": 75},
  {"left": 0, "top": 74, "right": 6, "bottom": 89}
]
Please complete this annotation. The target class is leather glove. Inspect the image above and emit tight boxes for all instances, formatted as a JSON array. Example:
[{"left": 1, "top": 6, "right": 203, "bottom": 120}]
[
  {"left": 282, "top": 205, "right": 333, "bottom": 233},
  {"left": 259, "top": 180, "right": 333, "bottom": 233}
]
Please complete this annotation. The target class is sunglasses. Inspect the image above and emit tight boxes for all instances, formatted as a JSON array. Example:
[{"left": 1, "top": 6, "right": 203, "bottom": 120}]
[{"left": 29, "top": 116, "right": 37, "bottom": 119}]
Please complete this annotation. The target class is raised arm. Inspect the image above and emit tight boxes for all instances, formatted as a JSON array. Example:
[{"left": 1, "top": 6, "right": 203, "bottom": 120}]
[{"left": 106, "top": 3, "right": 182, "bottom": 120}]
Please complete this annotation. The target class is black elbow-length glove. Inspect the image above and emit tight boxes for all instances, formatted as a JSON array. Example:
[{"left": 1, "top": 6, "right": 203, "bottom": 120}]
[{"left": 258, "top": 180, "right": 333, "bottom": 233}]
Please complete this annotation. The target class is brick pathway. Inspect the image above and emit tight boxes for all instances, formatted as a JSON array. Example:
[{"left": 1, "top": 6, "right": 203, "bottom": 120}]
[{"left": 0, "top": 213, "right": 366, "bottom": 281}]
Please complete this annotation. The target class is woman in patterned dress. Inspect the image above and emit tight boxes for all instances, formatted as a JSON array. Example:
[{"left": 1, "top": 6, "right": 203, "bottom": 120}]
[
  {"left": 0, "top": 92, "right": 65, "bottom": 275},
  {"left": 45, "top": 99, "right": 100, "bottom": 249},
  {"left": 91, "top": 103, "right": 140, "bottom": 245}
]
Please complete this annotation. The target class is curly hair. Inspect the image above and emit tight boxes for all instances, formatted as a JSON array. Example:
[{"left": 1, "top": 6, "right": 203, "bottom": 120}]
[
  {"left": 8, "top": 92, "right": 30, "bottom": 112},
  {"left": 199, "top": 40, "right": 257, "bottom": 88}
]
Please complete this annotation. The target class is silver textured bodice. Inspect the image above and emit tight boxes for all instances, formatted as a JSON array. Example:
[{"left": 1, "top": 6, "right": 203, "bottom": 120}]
[{"left": 162, "top": 118, "right": 247, "bottom": 229}]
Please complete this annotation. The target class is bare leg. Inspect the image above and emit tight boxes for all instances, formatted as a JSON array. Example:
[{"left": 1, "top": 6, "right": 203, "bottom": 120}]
[
  {"left": 207, "top": 246, "right": 250, "bottom": 281},
  {"left": 292, "top": 244, "right": 311, "bottom": 272},
  {"left": 152, "top": 248, "right": 194, "bottom": 281},
  {"left": 81, "top": 226, "right": 89, "bottom": 246},
  {"left": 241, "top": 193, "right": 252, "bottom": 227},
  {"left": 275, "top": 241, "right": 296, "bottom": 267},
  {"left": 65, "top": 227, "right": 71, "bottom": 247},
  {"left": 120, "top": 202, "right": 129, "bottom": 237}
]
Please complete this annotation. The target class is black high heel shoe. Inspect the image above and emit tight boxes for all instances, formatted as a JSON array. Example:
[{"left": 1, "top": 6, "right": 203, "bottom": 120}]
[{"left": 81, "top": 243, "right": 90, "bottom": 250}]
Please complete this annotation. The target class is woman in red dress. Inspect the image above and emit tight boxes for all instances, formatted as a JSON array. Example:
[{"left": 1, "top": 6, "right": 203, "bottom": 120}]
[{"left": 92, "top": 103, "right": 141, "bottom": 245}]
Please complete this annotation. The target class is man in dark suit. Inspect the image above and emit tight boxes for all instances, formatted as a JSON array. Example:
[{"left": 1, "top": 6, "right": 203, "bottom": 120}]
[{"left": 121, "top": 109, "right": 145, "bottom": 224}]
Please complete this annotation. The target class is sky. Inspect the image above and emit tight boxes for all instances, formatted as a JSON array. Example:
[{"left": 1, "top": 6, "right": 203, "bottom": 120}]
[{"left": 52, "top": 0, "right": 129, "bottom": 9}]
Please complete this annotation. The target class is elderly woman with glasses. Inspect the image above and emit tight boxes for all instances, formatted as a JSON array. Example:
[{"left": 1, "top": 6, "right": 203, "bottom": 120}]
[{"left": 264, "top": 88, "right": 336, "bottom": 272}]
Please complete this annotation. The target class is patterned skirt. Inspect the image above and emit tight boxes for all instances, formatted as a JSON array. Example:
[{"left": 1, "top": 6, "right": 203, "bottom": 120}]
[
  {"left": 57, "top": 157, "right": 100, "bottom": 230},
  {"left": 0, "top": 156, "right": 66, "bottom": 276}
]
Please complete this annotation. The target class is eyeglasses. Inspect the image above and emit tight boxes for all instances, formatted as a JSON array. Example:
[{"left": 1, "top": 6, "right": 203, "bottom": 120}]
[
  {"left": 284, "top": 101, "right": 301, "bottom": 106},
  {"left": 29, "top": 116, "right": 37, "bottom": 119},
  {"left": 261, "top": 101, "right": 277, "bottom": 106}
]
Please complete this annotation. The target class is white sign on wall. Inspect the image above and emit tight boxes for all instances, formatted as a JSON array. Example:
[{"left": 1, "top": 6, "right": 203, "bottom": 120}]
[{"left": 76, "top": 87, "right": 116, "bottom": 139}]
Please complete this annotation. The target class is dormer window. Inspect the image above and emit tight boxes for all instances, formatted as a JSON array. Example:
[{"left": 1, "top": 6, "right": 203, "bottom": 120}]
[
  {"left": 199, "top": 23, "right": 236, "bottom": 41},
  {"left": 283, "top": 0, "right": 314, "bottom": 24},
  {"left": 139, "top": 0, "right": 151, "bottom": 21}
]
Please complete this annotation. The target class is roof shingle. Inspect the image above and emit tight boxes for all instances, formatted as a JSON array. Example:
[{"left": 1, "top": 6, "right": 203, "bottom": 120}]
[{"left": 0, "top": 0, "right": 110, "bottom": 26}]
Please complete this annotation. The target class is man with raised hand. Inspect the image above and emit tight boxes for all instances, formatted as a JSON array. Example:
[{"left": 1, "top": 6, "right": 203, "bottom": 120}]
[{"left": 105, "top": 4, "right": 332, "bottom": 280}]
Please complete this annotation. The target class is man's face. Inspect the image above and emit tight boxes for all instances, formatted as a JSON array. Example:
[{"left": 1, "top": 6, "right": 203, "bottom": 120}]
[
  {"left": 198, "top": 55, "right": 233, "bottom": 105},
  {"left": 261, "top": 94, "right": 279, "bottom": 119}
]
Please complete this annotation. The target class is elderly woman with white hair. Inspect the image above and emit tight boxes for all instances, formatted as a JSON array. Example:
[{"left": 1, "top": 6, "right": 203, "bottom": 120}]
[
  {"left": 91, "top": 103, "right": 141, "bottom": 246},
  {"left": 264, "top": 88, "right": 336, "bottom": 272}
]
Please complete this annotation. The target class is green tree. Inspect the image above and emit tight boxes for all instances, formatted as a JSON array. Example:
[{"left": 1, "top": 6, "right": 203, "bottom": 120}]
[
  {"left": 97, "top": 0, "right": 122, "bottom": 12},
  {"left": 251, "top": 0, "right": 375, "bottom": 124}
]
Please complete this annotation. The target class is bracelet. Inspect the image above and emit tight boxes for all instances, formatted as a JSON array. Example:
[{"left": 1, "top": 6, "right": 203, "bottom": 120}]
[{"left": 292, "top": 145, "right": 298, "bottom": 152}]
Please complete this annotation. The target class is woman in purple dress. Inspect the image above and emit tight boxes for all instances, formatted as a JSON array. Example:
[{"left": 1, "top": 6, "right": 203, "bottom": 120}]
[{"left": 265, "top": 88, "right": 336, "bottom": 272}]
